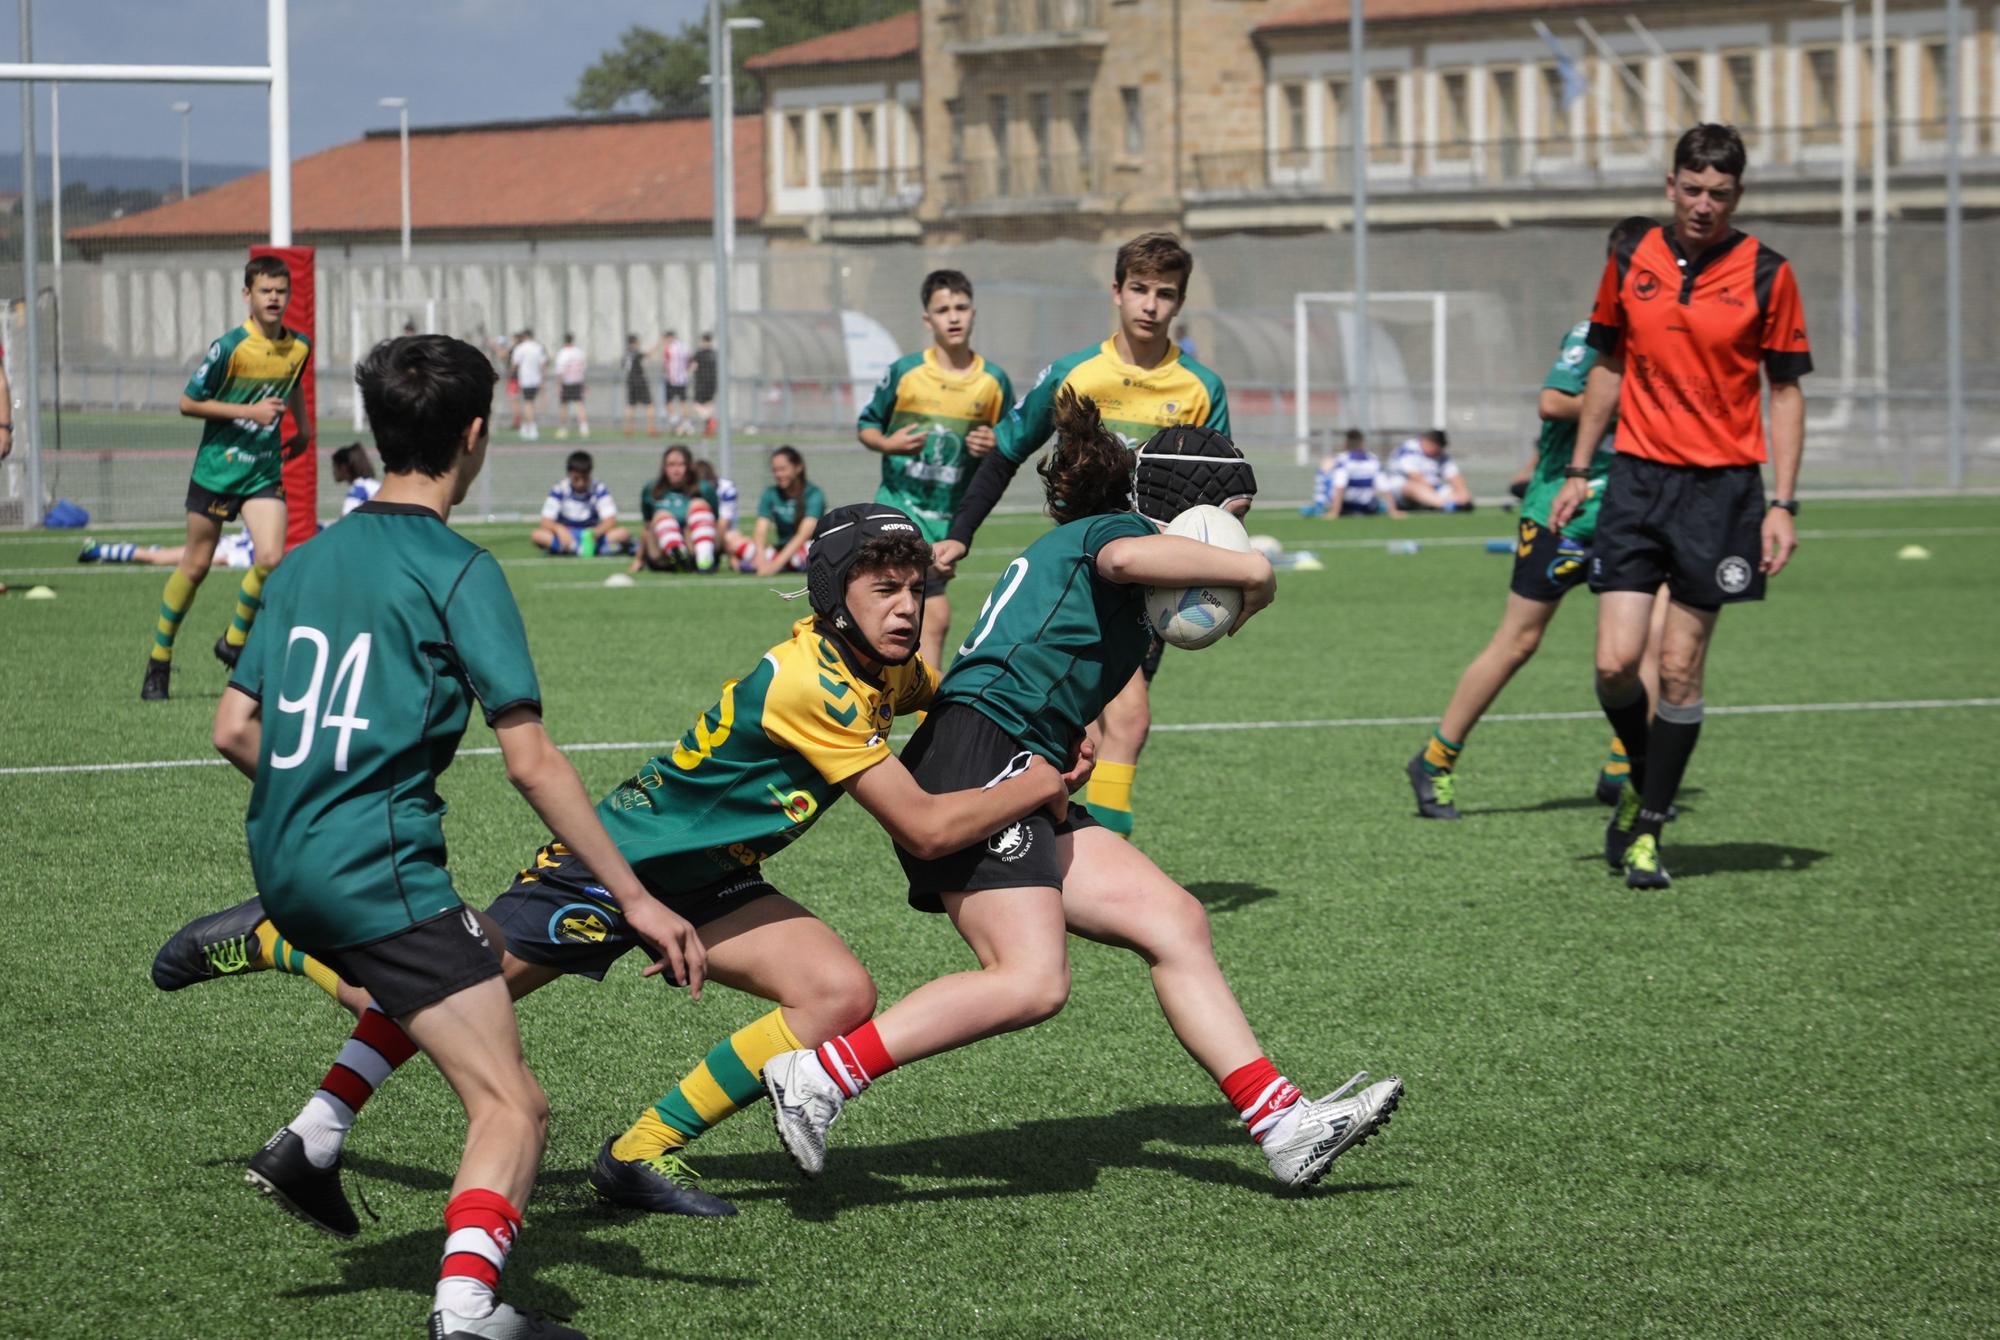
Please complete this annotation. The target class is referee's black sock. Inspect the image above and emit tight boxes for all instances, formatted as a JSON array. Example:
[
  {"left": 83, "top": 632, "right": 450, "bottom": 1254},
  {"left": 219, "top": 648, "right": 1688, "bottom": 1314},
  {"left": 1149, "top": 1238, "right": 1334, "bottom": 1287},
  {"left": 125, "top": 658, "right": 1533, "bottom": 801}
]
[
  {"left": 1639, "top": 699, "right": 1703, "bottom": 839},
  {"left": 1596, "top": 677, "right": 1651, "bottom": 793}
]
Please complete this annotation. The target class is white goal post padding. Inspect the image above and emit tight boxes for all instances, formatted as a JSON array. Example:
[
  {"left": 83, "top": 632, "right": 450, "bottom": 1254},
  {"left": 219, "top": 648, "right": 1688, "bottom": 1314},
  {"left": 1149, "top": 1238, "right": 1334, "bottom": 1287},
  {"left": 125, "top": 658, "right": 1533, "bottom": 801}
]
[{"left": 1292, "top": 290, "right": 1448, "bottom": 464}]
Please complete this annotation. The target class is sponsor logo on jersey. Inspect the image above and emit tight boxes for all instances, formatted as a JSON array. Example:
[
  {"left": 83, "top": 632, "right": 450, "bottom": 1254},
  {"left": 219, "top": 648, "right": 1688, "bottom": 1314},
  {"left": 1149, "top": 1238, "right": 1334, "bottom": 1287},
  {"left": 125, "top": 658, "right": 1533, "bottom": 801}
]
[
  {"left": 1716, "top": 555, "right": 1753, "bottom": 594},
  {"left": 767, "top": 783, "right": 820, "bottom": 825},
  {"left": 461, "top": 908, "right": 491, "bottom": 947},
  {"left": 550, "top": 904, "right": 613, "bottom": 944},
  {"left": 1634, "top": 270, "right": 1662, "bottom": 302}
]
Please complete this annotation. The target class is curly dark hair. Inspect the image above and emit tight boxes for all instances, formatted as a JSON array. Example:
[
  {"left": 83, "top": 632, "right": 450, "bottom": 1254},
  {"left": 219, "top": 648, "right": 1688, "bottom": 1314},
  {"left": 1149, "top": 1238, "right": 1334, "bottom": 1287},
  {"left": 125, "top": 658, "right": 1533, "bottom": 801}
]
[
  {"left": 1038, "top": 386, "right": 1132, "bottom": 525},
  {"left": 850, "top": 534, "right": 933, "bottom": 583}
]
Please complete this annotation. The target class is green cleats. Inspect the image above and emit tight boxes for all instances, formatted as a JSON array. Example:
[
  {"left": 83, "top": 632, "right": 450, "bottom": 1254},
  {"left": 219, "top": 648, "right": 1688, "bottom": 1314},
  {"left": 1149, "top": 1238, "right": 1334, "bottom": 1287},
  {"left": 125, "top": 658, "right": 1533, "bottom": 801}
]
[
  {"left": 1623, "top": 833, "right": 1672, "bottom": 890},
  {"left": 1604, "top": 783, "right": 1642, "bottom": 870}
]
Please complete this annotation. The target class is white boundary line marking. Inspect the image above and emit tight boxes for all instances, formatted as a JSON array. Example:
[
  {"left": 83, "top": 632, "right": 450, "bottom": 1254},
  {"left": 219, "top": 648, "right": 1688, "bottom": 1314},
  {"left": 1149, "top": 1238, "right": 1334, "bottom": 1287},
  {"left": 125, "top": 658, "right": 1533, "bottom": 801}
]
[
  {"left": 8, "top": 525, "right": 1996, "bottom": 582},
  {"left": 4, "top": 697, "right": 1993, "bottom": 779}
]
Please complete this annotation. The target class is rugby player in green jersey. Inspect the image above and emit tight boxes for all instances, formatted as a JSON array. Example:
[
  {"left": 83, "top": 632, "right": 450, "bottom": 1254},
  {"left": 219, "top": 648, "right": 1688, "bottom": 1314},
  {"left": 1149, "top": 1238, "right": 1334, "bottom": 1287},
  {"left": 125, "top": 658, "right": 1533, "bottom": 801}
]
[
  {"left": 764, "top": 388, "right": 1404, "bottom": 1192},
  {"left": 1407, "top": 218, "right": 1672, "bottom": 820},
  {"left": 156, "top": 502, "right": 1078, "bottom": 1219},
  {"left": 211, "top": 334, "right": 705, "bottom": 1339},
  {"left": 143, "top": 255, "right": 312, "bottom": 701},
  {"left": 857, "top": 269, "right": 1014, "bottom": 668}
]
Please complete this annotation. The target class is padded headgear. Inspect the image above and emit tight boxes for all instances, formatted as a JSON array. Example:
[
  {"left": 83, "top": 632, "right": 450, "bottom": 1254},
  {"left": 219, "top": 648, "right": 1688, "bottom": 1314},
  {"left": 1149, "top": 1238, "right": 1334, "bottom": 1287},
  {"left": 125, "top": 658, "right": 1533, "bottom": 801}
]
[
  {"left": 805, "top": 502, "right": 928, "bottom": 665},
  {"left": 1133, "top": 424, "right": 1257, "bottom": 522}
]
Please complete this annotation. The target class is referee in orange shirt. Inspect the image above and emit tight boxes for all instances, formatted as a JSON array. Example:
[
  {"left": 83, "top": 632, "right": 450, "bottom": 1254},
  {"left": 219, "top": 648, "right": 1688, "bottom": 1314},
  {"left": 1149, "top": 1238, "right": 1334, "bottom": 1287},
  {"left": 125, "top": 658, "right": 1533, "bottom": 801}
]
[{"left": 1551, "top": 124, "right": 1811, "bottom": 889}]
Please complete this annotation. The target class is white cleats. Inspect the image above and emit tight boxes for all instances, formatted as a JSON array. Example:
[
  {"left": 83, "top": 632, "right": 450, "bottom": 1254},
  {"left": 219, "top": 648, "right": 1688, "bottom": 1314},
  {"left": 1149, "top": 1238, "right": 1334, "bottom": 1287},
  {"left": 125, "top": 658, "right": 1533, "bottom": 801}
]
[
  {"left": 763, "top": 1050, "right": 845, "bottom": 1178},
  {"left": 1261, "top": 1071, "right": 1403, "bottom": 1189}
]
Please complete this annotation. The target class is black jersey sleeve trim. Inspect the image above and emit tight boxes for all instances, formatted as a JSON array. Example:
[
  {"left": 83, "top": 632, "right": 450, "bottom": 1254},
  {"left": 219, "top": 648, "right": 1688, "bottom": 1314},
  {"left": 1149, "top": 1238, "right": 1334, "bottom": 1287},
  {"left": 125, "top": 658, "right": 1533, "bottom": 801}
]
[
  {"left": 1751, "top": 241, "right": 1788, "bottom": 318},
  {"left": 945, "top": 449, "right": 1024, "bottom": 550},
  {"left": 1763, "top": 349, "right": 1814, "bottom": 381},
  {"left": 480, "top": 697, "right": 543, "bottom": 727},
  {"left": 1586, "top": 322, "right": 1622, "bottom": 355}
]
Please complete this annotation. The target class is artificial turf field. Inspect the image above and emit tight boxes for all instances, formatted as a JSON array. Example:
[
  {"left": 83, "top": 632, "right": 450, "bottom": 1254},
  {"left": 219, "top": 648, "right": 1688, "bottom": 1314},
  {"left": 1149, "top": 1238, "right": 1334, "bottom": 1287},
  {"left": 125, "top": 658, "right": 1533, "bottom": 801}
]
[{"left": 1, "top": 497, "right": 1996, "bottom": 1339}]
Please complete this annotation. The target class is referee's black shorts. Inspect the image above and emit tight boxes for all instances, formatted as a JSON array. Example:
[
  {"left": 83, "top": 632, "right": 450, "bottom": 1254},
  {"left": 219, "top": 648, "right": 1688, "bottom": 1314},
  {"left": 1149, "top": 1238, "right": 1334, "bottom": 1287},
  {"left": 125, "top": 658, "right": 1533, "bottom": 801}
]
[{"left": 1589, "top": 453, "right": 1767, "bottom": 609}]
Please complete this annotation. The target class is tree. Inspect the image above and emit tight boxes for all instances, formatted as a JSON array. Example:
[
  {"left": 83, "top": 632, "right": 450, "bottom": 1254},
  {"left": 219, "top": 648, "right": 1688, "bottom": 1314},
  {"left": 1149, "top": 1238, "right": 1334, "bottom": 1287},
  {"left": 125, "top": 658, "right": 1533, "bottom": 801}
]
[{"left": 571, "top": 0, "right": 914, "bottom": 115}]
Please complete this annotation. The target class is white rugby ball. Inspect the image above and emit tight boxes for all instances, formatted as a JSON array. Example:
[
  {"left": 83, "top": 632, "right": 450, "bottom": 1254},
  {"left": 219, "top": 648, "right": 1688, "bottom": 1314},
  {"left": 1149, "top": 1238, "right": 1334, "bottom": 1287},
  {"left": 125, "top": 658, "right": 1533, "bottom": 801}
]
[
  {"left": 1145, "top": 504, "right": 1252, "bottom": 650},
  {"left": 603, "top": 571, "right": 636, "bottom": 588},
  {"left": 1248, "top": 533, "right": 1284, "bottom": 559}
]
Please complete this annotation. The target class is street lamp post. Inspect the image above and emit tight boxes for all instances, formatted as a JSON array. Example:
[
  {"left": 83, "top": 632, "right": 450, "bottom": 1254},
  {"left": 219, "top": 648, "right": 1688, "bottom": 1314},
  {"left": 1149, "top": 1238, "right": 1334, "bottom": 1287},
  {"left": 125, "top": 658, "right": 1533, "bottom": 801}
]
[
  {"left": 378, "top": 96, "right": 410, "bottom": 263},
  {"left": 707, "top": 6, "right": 763, "bottom": 485},
  {"left": 171, "top": 99, "right": 191, "bottom": 199}
]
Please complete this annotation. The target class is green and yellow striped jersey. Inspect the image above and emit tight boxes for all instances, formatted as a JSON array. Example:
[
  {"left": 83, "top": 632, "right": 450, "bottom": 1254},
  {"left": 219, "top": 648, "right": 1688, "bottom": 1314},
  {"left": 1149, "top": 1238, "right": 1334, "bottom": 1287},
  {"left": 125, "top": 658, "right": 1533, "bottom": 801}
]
[
  {"left": 857, "top": 348, "right": 1014, "bottom": 543},
  {"left": 595, "top": 616, "right": 936, "bottom": 894},
  {"left": 183, "top": 320, "right": 310, "bottom": 496},
  {"left": 996, "top": 337, "right": 1228, "bottom": 463}
]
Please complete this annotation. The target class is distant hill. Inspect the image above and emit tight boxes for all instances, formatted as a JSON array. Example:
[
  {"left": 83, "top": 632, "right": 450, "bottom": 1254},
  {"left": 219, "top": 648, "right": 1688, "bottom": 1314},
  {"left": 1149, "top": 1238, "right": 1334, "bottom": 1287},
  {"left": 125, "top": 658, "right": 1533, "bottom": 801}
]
[{"left": 0, "top": 152, "right": 259, "bottom": 195}]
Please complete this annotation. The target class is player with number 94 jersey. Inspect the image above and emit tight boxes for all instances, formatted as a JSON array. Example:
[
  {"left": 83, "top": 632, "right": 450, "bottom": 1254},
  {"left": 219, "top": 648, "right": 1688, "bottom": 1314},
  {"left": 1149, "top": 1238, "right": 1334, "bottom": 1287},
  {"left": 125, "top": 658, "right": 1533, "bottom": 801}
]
[{"left": 230, "top": 502, "right": 541, "bottom": 953}]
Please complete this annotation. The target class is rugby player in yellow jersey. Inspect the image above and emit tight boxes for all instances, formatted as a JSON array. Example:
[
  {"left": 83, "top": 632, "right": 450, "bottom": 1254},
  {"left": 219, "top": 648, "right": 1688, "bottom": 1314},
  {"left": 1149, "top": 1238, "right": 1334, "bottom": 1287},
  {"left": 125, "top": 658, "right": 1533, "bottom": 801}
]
[
  {"left": 152, "top": 503, "right": 1083, "bottom": 1220},
  {"left": 930, "top": 232, "right": 1239, "bottom": 839},
  {"left": 857, "top": 269, "right": 1013, "bottom": 668}
]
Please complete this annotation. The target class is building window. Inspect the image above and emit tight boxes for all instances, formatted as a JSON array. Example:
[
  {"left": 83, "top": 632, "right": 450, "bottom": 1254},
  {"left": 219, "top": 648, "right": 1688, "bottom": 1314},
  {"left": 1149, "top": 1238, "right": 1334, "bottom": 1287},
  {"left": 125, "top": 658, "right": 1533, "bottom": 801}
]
[
  {"left": 1437, "top": 69, "right": 1471, "bottom": 156},
  {"left": 1121, "top": 86, "right": 1142, "bottom": 154},
  {"left": 1615, "top": 59, "right": 1648, "bottom": 143},
  {"left": 1722, "top": 51, "right": 1758, "bottom": 125},
  {"left": 1802, "top": 46, "right": 1840, "bottom": 147},
  {"left": 1919, "top": 40, "right": 1951, "bottom": 128},
  {"left": 1279, "top": 82, "right": 1307, "bottom": 152},
  {"left": 1539, "top": 64, "right": 1574, "bottom": 138},
  {"left": 990, "top": 93, "right": 1011, "bottom": 192},
  {"left": 1069, "top": 87, "right": 1092, "bottom": 168},
  {"left": 947, "top": 98, "right": 964, "bottom": 166},
  {"left": 905, "top": 102, "right": 923, "bottom": 179},
  {"left": 1370, "top": 75, "right": 1401, "bottom": 163},
  {"left": 819, "top": 110, "right": 841, "bottom": 180},
  {"left": 783, "top": 112, "right": 807, "bottom": 188},
  {"left": 1665, "top": 56, "right": 1702, "bottom": 128},
  {"left": 1028, "top": 90, "right": 1051, "bottom": 191},
  {"left": 856, "top": 107, "right": 879, "bottom": 172},
  {"left": 1490, "top": 68, "right": 1520, "bottom": 142},
  {"left": 1326, "top": 79, "right": 1348, "bottom": 147}
]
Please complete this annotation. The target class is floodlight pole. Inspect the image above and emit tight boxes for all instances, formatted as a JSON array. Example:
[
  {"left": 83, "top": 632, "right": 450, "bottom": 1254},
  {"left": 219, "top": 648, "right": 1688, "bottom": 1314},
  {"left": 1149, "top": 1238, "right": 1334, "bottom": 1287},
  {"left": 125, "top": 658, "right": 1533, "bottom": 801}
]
[
  {"left": 1943, "top": 0, "right": 1963, "bottom": 487},
  {"left": 1869, "top": 0, "right": 1887, "bottom": 441},
  {"left": 380, "top": 96, "right": 410, "bottom": 262},
  {"left": 709, "top": 1, "right": 733, "bottom": 484},
  {"left": 17, "top": 0, "right": 44, "bottom": 523},
  {"left": 48, "top": 85, "right": 59, "bottom": 292},
  {"left": 173, "top": 101, "right": 191, "bottom": 199},
  {"left": 1348, "top": 1, "right": 1369, "bottom": 436}
]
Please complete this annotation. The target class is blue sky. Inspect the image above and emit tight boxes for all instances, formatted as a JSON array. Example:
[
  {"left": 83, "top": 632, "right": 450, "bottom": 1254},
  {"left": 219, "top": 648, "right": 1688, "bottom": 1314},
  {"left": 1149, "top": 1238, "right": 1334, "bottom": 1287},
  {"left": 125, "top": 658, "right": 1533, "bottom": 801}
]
[{"left": 1, "top": 0, "right": 710, "bottom": 171}]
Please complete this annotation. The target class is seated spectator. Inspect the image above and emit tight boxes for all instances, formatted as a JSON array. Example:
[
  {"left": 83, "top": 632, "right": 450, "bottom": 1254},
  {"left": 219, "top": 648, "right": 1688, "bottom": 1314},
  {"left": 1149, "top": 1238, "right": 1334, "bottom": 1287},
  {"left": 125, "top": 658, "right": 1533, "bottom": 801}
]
[
  {"left": 1304, "top": 429, "right": 1402, "bottom": 518},
  {"left": 696, "top": 457, "right": 757, "bottom": 570},
  {"left": 1384, "top": 429, "right": 1473, "bottom": 513},
  {"left": 749, "top": 445, "right": 824, "bottom": 575},
  {"left": 330, "top": 442, "right": 381, "bottom": 515},
  {"left": 532, "top": 449, "right": 632, "bottom": 555},
  {"left": 80, "top": 529, "right": 258, "bottom": 571},
  {"left": 633, "top": 444, "right": 721, "bottom": 573}
]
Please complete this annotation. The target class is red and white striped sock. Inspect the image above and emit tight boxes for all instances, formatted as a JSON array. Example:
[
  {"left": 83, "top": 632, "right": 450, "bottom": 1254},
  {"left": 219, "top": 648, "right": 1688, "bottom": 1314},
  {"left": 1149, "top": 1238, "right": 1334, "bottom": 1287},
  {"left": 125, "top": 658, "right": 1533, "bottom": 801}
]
[
  {"left": 435, "top": 1188, "right": 521, "bottom": 1320},
  {"left": 292, "top": 1005, "right": 419, "bottom": 1168},
  {"left": 686, "top": 500, "right": 718, "bottom": 567},
  {"left": 1220, "top": 1057, "right": 1301, "bottom": 1145},
  {"left": 726, "top": 534, "right": 757, "bottom": 569},
  {"left": 652, "top": 513, "right": 686, "bottom": 561},
  {"left": 814, "top": 1020, "right": 897, "bottom": 1099}
]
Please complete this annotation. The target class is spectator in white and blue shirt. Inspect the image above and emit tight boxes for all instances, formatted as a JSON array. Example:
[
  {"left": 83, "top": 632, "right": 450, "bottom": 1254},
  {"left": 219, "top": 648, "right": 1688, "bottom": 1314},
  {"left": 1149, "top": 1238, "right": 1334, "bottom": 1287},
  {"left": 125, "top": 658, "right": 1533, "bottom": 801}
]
[
  {"left": 1384, "top": 430, "right": 1474, "bottom": 512},
  {"left": 531, "top": 449, "right": 633, "bottom": 555},
  {"left": 330, "top": 443, "right": 382, "bottom": 516},
  {"left": 1304, "top": 429, "right": 1403, "bottom": 517}
]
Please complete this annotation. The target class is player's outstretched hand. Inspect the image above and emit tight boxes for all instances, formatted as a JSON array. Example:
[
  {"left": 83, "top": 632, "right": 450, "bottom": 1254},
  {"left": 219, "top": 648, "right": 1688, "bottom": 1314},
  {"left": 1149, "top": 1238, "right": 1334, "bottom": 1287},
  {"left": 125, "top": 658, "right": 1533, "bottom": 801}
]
[
  {"left": 1760, "top": 506, "right": 1798, "bottom": 576},
  {"left": 1229, "top": 553, "right": 1277, "bottom": 636},
  {"left": 885, "top": 423, "right": 928, "bottom": 455},
  {"left": 930, "top": 539, "right": 967, "bottom": 578},
  {"left": 1549, "top": 477, "right": 1588, "bottom": 531},
  {"left": 966, "top": 424, "right": 997, "bottom": 458},
  {"left": 630, "top": 896, "right": 707, "bottom": 999}
]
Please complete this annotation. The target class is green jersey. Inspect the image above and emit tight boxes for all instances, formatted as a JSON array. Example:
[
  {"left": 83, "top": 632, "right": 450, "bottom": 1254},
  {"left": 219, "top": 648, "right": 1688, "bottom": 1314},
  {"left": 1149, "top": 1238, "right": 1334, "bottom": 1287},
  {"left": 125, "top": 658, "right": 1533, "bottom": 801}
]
[
  {"left": 596, "top": 616, "right": 935, "bottom": 892},
  {"left": 231, "top": 502, "right": 541, "bottom": 952},
  {"left": 640, "top": 478, "right": 719, "bottom": 527},
  {"left": 184, "top": 320, "right": 311, "bottom": 497},
  {"left": 1521, "top": 320, "right": 1617, "bottom": 539},
  {"left": 857, "top": 348, "right": 1014, "bottom": 543},
  {"left": 938, "top": 511, "right": 1158, "bottom": 764},
  {"left": 758, "top": 482, "right": 826, "bottom": 546}
]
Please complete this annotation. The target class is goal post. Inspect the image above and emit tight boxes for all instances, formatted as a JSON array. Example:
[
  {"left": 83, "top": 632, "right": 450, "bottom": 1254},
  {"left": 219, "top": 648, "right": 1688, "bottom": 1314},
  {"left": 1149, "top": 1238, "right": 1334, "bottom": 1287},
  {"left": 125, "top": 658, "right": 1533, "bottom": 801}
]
[{"left": 1292, "top": 290, "right": 1448, "bottom": 465}]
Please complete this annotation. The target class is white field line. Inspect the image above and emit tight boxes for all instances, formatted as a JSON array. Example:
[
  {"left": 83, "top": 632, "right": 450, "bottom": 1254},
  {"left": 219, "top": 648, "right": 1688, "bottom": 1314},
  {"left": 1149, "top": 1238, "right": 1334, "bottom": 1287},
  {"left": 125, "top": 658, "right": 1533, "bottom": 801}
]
[
  {"left": 3, "top": 697, "right": 1993, "bottom": 779},
  {"left": 5, "top": 524, "right": 1995, "bottom": 582}
]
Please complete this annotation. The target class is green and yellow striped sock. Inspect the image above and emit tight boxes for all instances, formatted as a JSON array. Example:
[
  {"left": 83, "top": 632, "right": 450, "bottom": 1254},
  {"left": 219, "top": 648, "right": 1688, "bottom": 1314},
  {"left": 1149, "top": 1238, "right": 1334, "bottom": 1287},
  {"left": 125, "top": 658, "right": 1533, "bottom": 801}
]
[
  {"left": 150, "top": 569, "right": 199, "bottom": 663},
  {"left": 612, "top": 1007, "right": 805, "bottom": 1162},
  {"left": 1600, "top": 735, "right": 1632, "bottom": 785},
  {"left": 1422, "top": 729, "right": 1462, "bottom": 776},
  {"left": 225, "top": 564, "right": 273, "bottom": 649},
  {"left": 253, "top": 918, "right": 342, "bottom": 1000},
  {"left": 1087, "top": 761, "right": 1137, "bottom": 839}
]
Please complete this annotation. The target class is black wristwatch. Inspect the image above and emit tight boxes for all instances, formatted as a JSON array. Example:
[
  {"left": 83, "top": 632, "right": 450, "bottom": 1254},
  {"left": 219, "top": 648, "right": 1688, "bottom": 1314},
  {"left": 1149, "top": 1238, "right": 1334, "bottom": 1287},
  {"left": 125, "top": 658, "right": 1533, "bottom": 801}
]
[
  {"left": 1769, "top": 499, "right": 1799, "bottom": 516},
  {"left": 1562, "top": 466, "right": 1591, "bottom": 479}
]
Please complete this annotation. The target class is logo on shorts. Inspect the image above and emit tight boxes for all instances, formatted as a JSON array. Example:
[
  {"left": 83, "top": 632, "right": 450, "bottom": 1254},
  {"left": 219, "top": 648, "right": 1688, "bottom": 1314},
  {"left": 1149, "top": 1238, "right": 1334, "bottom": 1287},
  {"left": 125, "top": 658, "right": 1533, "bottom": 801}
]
[
  {"left": 1716, "top": 555, "right": 1753, "bottom": 594},
  {"left": 460, "top": 908, "right": 490, "bottom": 947},
  {"left": 987, "top": 821, "right": 1034, "bottom": 862},
  {"left": 550, "top": 904, "right": 613, "bottom": 944},
  {"left": 1634, "top": 270, "right": 1662, "bottom": 302}
]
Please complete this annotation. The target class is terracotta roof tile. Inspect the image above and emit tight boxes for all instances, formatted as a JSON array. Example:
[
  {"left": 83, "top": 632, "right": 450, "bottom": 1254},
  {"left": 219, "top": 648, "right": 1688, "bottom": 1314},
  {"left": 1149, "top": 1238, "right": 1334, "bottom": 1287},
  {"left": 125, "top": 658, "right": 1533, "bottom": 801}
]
[
  {"left": 70, "top": 114, "right": 762, "bottom": 245},
  {"left": 745, "top": 11, "right": 918, "bottom": 72},
  {"left": 1258, "top": 0, "right": 1638, "bottom": 34}
]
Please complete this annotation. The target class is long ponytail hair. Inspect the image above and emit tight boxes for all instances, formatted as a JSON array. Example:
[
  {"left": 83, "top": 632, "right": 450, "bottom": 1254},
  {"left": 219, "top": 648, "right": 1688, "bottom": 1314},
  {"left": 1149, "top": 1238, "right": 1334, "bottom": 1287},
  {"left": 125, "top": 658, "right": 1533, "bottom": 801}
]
[{"left": 1038, "top": 387, "right": 1130, "bottom": 525}]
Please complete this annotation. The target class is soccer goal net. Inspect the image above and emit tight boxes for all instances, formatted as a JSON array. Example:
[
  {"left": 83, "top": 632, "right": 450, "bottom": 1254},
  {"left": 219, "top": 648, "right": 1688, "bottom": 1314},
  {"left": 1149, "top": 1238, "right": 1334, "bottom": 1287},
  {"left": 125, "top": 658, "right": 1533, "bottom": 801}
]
[{"left": 1291, "top": 291, "right": 1448, "bottom": 464}]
